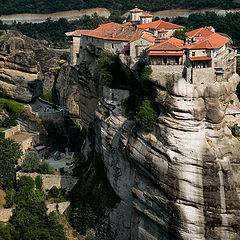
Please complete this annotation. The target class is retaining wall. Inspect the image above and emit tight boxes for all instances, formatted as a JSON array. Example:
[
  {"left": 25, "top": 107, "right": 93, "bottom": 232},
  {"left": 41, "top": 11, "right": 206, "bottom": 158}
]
[
  {"left": 0, "top": 201, "right": 70, "bottom": 222},
  {"left": 17, "top": 172, "right": 78, "bottom": 193}
]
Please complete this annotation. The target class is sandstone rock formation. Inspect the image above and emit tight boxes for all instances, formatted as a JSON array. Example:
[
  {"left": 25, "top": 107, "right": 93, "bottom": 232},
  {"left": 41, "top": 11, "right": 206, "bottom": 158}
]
[
  {"left": 93, "top": 71, "right": 240, "bottom": 240},
  {"left": 0, "top": 30, "right": 61, "bottom": 102},
  {"left": 55, "top": 64, "right": 102, "bottom": 129},
  {"left": 55, "top": 48, "right": 240, "bottom": 239}
]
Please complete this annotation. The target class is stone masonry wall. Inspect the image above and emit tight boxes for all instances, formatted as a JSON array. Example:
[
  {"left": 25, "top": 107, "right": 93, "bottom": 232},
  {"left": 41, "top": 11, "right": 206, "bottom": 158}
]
[
  {"left": 0, "top": 202, "right": 70, "bottom": 222},
  {"left": 16, "top": 172, "right": 78, "bottom": 193}
]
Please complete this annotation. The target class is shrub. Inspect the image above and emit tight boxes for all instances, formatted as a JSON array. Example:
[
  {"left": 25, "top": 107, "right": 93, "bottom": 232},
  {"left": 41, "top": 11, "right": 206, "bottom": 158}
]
[
  {"left": 11, "top": 201, "right": 66, "bottom": 240},
  {"left": 69, "top": 203, "right": 96, "bottom": 235},
  {"left": 166, "top": 78, "right": 175, "bottom": 92},
  {"left": 48, "top": 186, "right": 60, "bottom": 198},
  {"left": 229, "top": 124, "right": 240, "bottom": 137},
  {"left": 14, "top": 176, "right": 35, "bottom": 205},
  {"left": 41, "top": 89, "right": 59, "bottom": 105},
  {"left": 138, "top": 100, "right": 158, "bottom": 132},
  {"left": 141, "top": 65, "right": 152, "bottom": 81},
  {"left": 2, "top": 117, "right": 17, "bottom": 128},
  {"left": 29, "top": 189, "right": 46, "bottom": 202},
  {"left": 0, "top": 138, "right": 22, "bottom": 190},
  {"left": 5, "top": 189, "right": 15, "bottom": 208},
  {"left": 22, "top": 151, "right": 41, "bottom": 173},
  {"left": 38, "top": 161, "right": 54, "bottom": 174},
  {"left": 35, "top": 176, "right": 43, "bottom": 190}
]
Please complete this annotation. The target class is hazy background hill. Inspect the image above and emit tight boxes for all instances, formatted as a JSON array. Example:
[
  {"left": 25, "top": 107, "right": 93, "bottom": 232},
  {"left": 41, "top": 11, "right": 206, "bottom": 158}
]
[{"left": 0, "top": 0, "right": 239, "bottom": 15}]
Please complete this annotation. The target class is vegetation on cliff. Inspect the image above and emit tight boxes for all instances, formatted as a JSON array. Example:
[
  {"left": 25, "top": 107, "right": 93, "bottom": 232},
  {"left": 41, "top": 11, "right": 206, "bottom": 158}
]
[{"left": 139, "top": 100, "right": 158, "bottom": 132}]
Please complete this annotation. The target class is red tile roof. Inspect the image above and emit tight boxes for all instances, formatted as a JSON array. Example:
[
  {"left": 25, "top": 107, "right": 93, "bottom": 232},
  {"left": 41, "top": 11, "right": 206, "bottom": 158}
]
[
  {"left": 186, "top": 32, "right": 230, "bottom": 49},
  {"left": 137, "top": 20, "right": 184, "bottom": 30},
  {"left": 65, "top": 30, "right": 92, "bottom": 37},
  {"left": 149, "top": 52, "right": 183, "bottom": 56},
  {"left": 81, "top": 22, "right": 137, "bottom": 41},
  {"left": 148, "top": 37, "right": 184, "bottom": 51},
  {"left": 186, "top": 26, "right": 215, "bottom": 38},
  {"left": 189, "top": 56, "right": 212, "bottom": 61},
  {"left": 130, "top": 31, "right": 155, "bottom": 43}
]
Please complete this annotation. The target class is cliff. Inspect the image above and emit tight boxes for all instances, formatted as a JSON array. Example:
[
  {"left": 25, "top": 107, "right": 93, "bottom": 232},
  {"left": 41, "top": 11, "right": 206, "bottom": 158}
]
[
  {"left": 94, "top": 71, "right": 240, "bottom": 239},
  {"left": 55, "top": 53, "right": 240, "bottom": 239},
  {"left": 0, "top": 30, "right": 61, "bottom": 102}
]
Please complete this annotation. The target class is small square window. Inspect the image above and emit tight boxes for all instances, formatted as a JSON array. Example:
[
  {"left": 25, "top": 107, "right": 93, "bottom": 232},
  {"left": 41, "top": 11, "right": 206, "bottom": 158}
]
[{"left": 192, "top": 52, "right": 195, "bottom": 56}]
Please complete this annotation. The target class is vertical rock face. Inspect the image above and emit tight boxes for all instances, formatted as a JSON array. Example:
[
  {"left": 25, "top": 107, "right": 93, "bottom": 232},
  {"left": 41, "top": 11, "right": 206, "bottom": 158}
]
[
  {"left": 94, "top": 72, "right": 240, "bottom": 239},
  {"left": 55, "top": 64, "right": 102, "bottom": 129}
]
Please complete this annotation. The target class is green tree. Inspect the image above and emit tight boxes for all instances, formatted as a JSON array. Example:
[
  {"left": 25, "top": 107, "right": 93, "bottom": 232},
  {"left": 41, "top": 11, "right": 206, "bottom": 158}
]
[
  {"left": 22, "top": 151, "right": 40, "bottom": 173},
  {"left": 69, "top": 203, "right": 96, "bottom": 235},
  {"left": 48, "top": 186, "right": 60, "bottom": 198},
  {"left": 14, "top": 176, "right": 35, "bottom": 205},
  {"left": 141, "top": 65, "right": 153, "bottom": 81},
  {"left": 35, "top": 175, "right": 43, "bottom": 190},
  {"left": 29, "top": 189, "right": 46, "bottom": 202},
  {"left": 87, "top": 13, "right": 109, "bottom": 30},
  {"left": 96, "top": 51, "right": 118, "bottom": 85},
  {"left": 38, "top": 161, "right": 54, "bottom": 174},
  {"left": 0, "top": 138, "right": 22, "bottom": 189},
  {"left": 11, "top": 201, "right": 66, "bottom": 240},
  {"left": 138, "top": 100, "right": 158, "bottom": 132}
]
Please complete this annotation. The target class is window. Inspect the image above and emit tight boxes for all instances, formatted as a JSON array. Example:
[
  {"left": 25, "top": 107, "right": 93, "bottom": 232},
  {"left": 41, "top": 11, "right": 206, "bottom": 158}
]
[
  {"left": 112, "top": 43, "right": 114, "bottom": 48},
  {"left": 192, "top": 52, "right": 195, "bottom": 56},
  {"left": 76, "top": 53, "right": 79, "bottom": 58}
]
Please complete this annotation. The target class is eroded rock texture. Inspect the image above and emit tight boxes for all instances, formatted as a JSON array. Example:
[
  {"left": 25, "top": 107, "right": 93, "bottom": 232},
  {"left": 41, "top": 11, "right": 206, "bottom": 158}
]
[
  {"left": 55, "top": 64, "right": 102, "bottom": 129},
  {"left": 0, "top": 30, "right": 61, "bottom": 102},
  {"left": 94, "top": 72, "right": 240, "bottom": 240}
]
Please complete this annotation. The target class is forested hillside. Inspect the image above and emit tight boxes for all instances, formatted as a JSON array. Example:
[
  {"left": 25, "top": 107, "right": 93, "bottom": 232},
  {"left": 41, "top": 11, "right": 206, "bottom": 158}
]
[{"left": 0, "top": 0, "right": 239, "bottom": 15}]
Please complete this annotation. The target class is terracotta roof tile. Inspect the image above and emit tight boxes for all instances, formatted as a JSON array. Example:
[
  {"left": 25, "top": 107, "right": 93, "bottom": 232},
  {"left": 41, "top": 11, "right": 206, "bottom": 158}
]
[
  {"left": 65, "top": 30, "right": 92, "bottom": 37},
  {"left": 186, "top": 26, "right": 214, "bottom": 38},
  {"left": 189, "top": 56, "right": 212, "bottom": 61},
  {"left": 82, "top": 22, "right": 137, "bottom": 41},
  {"left": 137, "top": 20, "right": 184, "bottom": 30},
  {"left": 186, "top": 26, "right": 215, "bottom": 38},
  {"left": 130, "top": 30, "right": 155, "bottom": 43},
  {"left": 149, "top": 52, "right": 183, "bottom": 56},
  {"left": 148, "top": 37, "right": 184, "bottom": 51},
  {"left": 186, "top": 32, "right": 230, "bottom": 49},
  {"left": 141, "top": 33, "right": 155, "bottom": 42}
]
